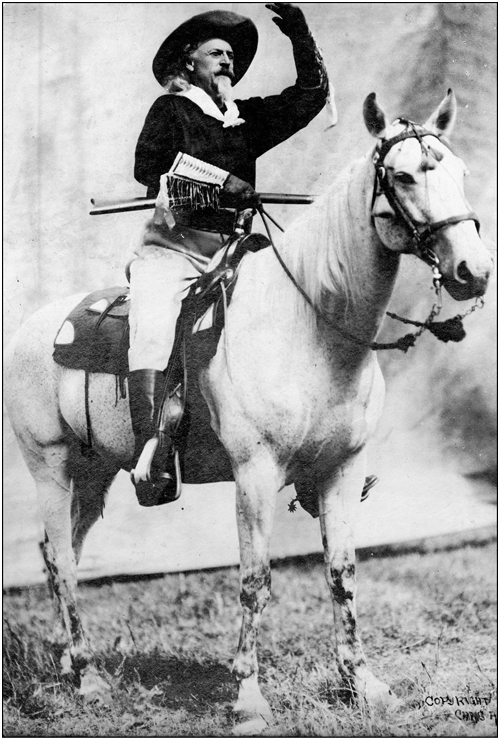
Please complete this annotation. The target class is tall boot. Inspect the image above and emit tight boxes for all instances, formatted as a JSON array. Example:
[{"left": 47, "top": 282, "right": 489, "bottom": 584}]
[{"left": 127, "top": 369, "right": 182, "bottom": 507}]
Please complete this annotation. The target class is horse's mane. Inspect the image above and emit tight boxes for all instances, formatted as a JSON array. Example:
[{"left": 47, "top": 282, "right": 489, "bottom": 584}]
[{"left": 276, "top": 153, "right": 375, "bottom": 323}]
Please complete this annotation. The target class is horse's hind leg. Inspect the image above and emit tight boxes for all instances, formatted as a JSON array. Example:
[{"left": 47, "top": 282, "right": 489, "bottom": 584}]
[
  {"left": 36, "top": 439, "right": 118, "bottom": 701},
  {"left": 318, "top": 452, "right": 396, "bottom": 708},
  {"left": 232, "top": 453, "right": 280, "bottom": 735},
  {"left": 35, "top": 455, "right": 90, "bottom": 672},
  {"left": 70, "top": 447, "right": 119, "bottom": 566},
  {"left": 69, "top": 446, "right": 120, "bottom": 699}
]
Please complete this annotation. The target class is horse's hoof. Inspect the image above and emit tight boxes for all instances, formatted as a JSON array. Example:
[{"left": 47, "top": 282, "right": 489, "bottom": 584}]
[
  {"left": 78, "top": 670, "right": 111, "bottom": 705},
  {"left": 378, "top": 687, "right": 400, "bottom": 711},
  {"left": 233, "top": 677, "right": 273, "bottom": 729},
  {"left": 233, "top": 717, "right": 269, "bottom": 736},
  {"left": 233, "top": 701, "right": 273, "bottom": 737},
  {"left": 361, "top": 673, "right": 399, "bottom": 710}
]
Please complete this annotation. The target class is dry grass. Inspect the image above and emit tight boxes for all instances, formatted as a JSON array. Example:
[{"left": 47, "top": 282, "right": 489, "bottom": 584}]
[{"left": 3, "top": 542, "right": 497, "bottom": 737}]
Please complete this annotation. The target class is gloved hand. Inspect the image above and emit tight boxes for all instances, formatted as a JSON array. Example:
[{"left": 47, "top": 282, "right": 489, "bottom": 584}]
[
  {"left": 267, "top": 2, "right": 327, "bottom": 92},
  {"left": 221, "top": 174, "right": 261, "bottom": 208},
  {"left": 265, "top": 2, "right": 310, "bottom": 39}
]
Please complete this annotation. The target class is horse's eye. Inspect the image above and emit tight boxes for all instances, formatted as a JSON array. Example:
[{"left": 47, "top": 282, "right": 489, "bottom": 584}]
[{"left": 393, "top": 172, "right": 415, "bottom": 185}]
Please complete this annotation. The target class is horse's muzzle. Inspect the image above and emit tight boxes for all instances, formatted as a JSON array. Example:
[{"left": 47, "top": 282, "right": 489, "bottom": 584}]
[{"left": 443, "top": 258, "right": 491, "bottom": 301}]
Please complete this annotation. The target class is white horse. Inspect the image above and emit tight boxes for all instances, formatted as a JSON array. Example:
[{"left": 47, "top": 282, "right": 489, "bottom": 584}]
[{"left": 4, "top": 91, "right": 492, "bottom": 733}]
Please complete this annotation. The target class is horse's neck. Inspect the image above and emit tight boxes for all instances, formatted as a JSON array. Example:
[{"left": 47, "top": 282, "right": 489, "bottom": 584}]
[{"left": 280, "top": 156, "right": 400, "bottom": 356}]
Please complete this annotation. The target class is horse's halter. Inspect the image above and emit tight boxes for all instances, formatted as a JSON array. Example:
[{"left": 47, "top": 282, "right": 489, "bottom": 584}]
[{"left": 371, "top": 120, "right": 480, "bottom": 271}]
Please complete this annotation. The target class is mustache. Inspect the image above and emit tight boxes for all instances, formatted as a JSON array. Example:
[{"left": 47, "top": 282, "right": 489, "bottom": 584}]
[{"left": 216, "top": 70, "right": 235, "bottom": 81}]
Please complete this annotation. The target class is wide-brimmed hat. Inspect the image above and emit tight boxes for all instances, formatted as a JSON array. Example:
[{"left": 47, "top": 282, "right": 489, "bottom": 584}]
[{"left": 152, "top": 10, "right": 258, "bottom": 86}]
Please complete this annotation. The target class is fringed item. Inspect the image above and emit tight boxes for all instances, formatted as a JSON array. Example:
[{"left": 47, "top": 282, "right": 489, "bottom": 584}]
[
  {"left": 293, "top": 29, "right": 336, "bottom": 129},
  {"left": 163, "top": 176, "right": 221, "bottom": 212},
  {"left": 162, "top": 152, "right": 230, "bottom": 212},
  {"left": 315, "top": 40, "right": 337, "bottom": 129}
]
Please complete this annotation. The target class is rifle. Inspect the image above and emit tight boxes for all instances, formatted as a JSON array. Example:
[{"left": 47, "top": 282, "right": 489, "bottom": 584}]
[{"left": 89, "top": 193, "right": 316, "bottom": 216}]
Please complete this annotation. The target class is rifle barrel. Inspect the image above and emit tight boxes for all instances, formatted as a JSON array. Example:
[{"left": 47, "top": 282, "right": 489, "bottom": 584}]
[{"left": 89, "top": 193, "right": 315, "bottom": 215}]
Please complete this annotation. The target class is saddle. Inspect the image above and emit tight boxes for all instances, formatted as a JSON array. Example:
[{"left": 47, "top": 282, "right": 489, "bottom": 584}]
[{"left": 53, "top": 232, "right": 269, "bottom": 484}]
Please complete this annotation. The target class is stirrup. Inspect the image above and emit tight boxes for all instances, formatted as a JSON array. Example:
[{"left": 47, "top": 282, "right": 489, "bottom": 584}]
[
  {"left": 157, "top": 448, "right": 182, "bottom": 500},
  {"left": 131, "top": 439, "right": 182, "bottom": 506}
]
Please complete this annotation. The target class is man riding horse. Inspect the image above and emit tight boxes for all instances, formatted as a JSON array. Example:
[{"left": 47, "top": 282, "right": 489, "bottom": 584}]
[{"left": 129, "top": 3, "right": 331, "bottom": 505}]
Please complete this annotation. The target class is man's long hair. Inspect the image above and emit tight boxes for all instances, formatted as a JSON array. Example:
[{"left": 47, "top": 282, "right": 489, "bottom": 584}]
[
  {"left": 160, "top": 43, "right": 195, "bottom": 93},
  {"left": 162, "top": 73, "right": 191, "bottom": 94}
]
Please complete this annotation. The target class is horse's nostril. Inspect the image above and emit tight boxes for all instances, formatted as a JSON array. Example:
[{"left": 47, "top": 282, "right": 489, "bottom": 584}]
[{"left": 456, "top": 260, "right": 471, "bottom": 283}]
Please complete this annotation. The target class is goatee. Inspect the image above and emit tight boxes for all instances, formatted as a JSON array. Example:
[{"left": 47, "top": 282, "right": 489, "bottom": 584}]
[{"left": 214, "top": 75, "right": 234, "bottom": 103}]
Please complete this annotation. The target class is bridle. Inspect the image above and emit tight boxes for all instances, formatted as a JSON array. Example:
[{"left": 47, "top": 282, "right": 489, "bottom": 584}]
[
  {"left": 371, "top": 119, "right": 481, "bottom": 271},
  {"left": 258, "top": 120, "right": 484, "bottom": 351}
]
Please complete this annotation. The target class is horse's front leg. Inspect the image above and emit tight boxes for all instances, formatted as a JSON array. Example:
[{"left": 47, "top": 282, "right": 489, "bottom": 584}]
[
  {"left": 232, "top": 453, "right": 281, "bottom": 735},
  {"left": 319, "top": 452, "right": 396, "bottom": 708}
]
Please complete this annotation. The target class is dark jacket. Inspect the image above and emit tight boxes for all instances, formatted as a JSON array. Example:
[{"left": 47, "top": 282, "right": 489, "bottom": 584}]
[{"left": 135, "top": 34, "right": 329, "bottom": 197}]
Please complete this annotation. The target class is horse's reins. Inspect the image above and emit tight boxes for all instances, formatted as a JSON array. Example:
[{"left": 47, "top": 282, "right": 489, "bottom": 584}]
[
  {"left": 259, "top": 207, "right": 391, "bottom": 349},
  {"left": 259, "top": 121, "right": 484, "bottom": 352}
]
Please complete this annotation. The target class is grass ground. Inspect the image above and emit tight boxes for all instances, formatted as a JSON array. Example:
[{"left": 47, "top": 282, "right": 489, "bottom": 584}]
[{"left": 3, "top": 541, "right": 497, "bottom": 737}]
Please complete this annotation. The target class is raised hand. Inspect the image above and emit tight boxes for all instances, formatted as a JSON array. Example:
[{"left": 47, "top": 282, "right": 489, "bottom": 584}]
[{"left": 265, "top": 3, "right": 310, "bottom": 39}]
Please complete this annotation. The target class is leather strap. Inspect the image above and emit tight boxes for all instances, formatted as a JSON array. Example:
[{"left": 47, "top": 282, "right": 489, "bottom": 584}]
[
  {"left": 373, "top": 124, "right": 481, "bottom": 260},
  {"left": 419, "top": 212, "right": 480, "bottom": 242}
]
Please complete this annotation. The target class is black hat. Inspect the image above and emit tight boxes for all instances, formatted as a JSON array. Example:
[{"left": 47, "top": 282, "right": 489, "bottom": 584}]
[{"left": 153, "top": 10, "right": 258, "bottom": 86}]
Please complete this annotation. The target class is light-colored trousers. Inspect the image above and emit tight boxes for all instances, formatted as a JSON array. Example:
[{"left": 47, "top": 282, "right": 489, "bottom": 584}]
[{"left": 128, "top": 205, "right": 225, "bottom": 371}]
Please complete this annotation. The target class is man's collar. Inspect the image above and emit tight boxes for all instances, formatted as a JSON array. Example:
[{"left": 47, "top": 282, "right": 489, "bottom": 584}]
[{"left": 176, "top": 86, "right": 245, "bottom": 127}]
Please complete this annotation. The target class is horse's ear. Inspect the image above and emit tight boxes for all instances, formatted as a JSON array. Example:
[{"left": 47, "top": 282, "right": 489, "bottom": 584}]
[
  {"left": 423, "top": 89, "right": 457, "bottom": 139},
  {"left": 363, "top": 93, "right": 390, "bottom": 138}
]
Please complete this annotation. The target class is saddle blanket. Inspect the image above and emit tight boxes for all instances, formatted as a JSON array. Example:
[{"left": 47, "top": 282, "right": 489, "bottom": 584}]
[{"left": 53, "top": 286, "right": 131, "bottom": 375}]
